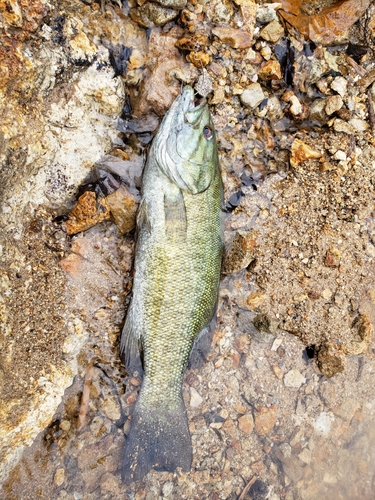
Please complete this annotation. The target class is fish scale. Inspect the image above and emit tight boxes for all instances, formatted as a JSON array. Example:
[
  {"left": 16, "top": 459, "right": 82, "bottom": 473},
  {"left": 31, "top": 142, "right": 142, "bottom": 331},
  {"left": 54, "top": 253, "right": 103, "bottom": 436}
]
[{"left": 120, "top": 86, "right": 223, "bottom": 481}]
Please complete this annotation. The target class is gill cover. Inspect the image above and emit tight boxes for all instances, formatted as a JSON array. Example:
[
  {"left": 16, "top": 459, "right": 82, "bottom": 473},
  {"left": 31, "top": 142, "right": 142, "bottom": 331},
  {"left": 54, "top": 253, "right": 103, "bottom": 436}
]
[{"left": 152, "top": 86, "right": 217, "bottom": 194}]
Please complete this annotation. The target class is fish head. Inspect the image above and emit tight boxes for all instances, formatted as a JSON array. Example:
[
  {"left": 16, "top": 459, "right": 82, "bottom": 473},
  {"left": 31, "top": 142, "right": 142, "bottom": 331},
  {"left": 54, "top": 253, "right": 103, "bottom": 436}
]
[{"left": 153, "top": 86, "right": 219, "bottom": 195}]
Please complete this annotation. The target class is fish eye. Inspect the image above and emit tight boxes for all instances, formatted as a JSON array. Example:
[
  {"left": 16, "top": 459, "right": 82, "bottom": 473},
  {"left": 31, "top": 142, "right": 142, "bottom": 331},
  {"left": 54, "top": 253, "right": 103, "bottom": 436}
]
[{"left": 203, "top": 125, "right": 213, "bottom": 140}]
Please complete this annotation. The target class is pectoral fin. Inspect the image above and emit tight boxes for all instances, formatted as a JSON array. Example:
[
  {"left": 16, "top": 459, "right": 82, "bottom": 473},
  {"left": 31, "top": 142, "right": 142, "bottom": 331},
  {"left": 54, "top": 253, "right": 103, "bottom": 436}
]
[{"left": 137, "top": 198, "right": 151, "bottom": 231}]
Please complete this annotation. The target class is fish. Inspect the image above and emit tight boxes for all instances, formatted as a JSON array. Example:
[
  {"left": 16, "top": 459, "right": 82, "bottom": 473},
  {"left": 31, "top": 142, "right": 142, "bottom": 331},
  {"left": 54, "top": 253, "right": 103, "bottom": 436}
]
[{"left": 120, "top": 85, "right": 223, "bottom": 482}]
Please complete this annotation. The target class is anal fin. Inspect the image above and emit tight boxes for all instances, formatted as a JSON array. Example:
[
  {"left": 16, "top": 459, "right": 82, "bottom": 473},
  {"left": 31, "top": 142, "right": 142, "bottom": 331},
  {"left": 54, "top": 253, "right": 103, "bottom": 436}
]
[
  {"left": 188, "top": 315, "right": 217, "bottom": 370},
  {"left": 120, "top": 308, "right": 143, "bottom": 377}
]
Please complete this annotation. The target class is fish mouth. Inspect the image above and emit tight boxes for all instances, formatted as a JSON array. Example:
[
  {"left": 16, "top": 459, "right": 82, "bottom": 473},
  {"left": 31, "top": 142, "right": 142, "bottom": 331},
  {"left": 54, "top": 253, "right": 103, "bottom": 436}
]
[
  {"left": 180, "top": 86, "right": 206, "bottom": 113},
  {"left": 180, "top": 86, "right": 207, "bottom": 126}
]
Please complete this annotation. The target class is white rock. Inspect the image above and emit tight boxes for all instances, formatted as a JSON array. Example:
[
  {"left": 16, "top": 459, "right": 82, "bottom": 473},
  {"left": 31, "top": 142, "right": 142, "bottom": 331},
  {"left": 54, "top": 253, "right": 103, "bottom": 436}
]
[
  {"left": 284, "top": 369, "right": 306, "bottom": 388},
  {"left": 299, "top": 448, "right": 312, "bottom": 464},
  {"left": 322, "top": 288, "right": 332, "bottom": 300},
  {"left": 190, "top": 387, "right": 203, "bottom": 407},
  {"left": 314, "top": 411, "right": 334, "bottom": 437},
  {"left": 331, "top": 76, "right": 347, "bottom": 97},
  {"left": 332, "top": 150, "right": 347, "bottom": 161},
  {"left": 240, "top": 83, "right": 265, "bottom": 109},
  {"left": 162, "top": 481, "right": 174, "bottom": 497}
]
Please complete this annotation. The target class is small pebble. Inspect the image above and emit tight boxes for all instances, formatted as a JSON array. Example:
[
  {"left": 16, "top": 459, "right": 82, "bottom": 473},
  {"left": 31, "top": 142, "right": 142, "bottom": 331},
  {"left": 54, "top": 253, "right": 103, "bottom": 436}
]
[
  {"left": 240, "top": 83, "right": 265, "bottom": 109},
  {"left": 238, "top": 413, "right": 254, "bottom": 434},
  {"left": 284, "top": 369, "right": 306, "bottom": 388},
  {"left": 325, "top": 95, "right": 343, "bottom": 115},
  {"left": 331, "top": 76, "right": 347, "bottom": 97},
  {"left": 190, "top": 387, "right": 203, "bottom": 407},
  {"left": 259, "top": 20, "right": 284, "bottom": 43},
  {"left": 162, "top": 481, "right": 174, "bottom": 497},
  {"left": 332, "top": 150, "right": 347, "bottom": 161},
  {"left": 54, "top": 468, "right": 65, "bottom": 486}
]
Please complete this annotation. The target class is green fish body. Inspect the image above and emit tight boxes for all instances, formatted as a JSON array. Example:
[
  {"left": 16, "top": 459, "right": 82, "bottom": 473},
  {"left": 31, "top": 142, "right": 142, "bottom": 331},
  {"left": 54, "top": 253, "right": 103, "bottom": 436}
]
[{"left": 120, "top": 86, "right": 223, "bottom": 481}]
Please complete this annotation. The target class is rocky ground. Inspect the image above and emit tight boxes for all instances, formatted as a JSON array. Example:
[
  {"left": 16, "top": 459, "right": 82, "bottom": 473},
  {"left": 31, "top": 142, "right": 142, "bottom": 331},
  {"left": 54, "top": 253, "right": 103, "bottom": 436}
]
[{"left": 1, "top": 0, "right": 375, "bottom": 498}]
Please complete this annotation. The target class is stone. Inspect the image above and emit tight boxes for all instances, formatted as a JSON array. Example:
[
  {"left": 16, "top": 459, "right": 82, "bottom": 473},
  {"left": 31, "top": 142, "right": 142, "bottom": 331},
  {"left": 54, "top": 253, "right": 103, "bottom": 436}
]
[
  {"left": 246, "top": 291, "right": 268, "bottom": 308},
  {"left": 331, "top": 76, "right": 347, "bottom": 97},
  {"left": 254, "top": 405, "right": 279, "bottom": 435},
  {"left": 154, "top": 0, "right": 187, "bottom": 8},
  {"left": 105, "top": 186, "right": 138, "bottom": 235},
  {"left": 309, "top": 99, "right": 328, "bottom": 126},
  {"left": 162, "top": 481, "right": 174, "bottom": 497},
  {"left": 222, "top": 230, "right": 257, "bottom": 274},
  {"left": 317, "top": 343, "right": 346, "bottom": 377},
  {"left": 332, "top": 150, "right": 347, "bottom": 161},
  {"left": 54, "top": 468, "right": 65, "bottom": 486},
  {"left": 284, "top": 369, "right": 306, "bottom": 388},
  {"left": 259, "top": 20, "right": 284, "bottom": 43},
  {"left": 240, "top": 83, "right": 265, "bottom": 109},
  {"left": 190, "top": 387, "right": 203, "bottom": 407},
  {"left": 313, "top": 411, "right": 334, "bottom": 437},
  {"left": 187, "top": 51, "right": 211, "bottom": 67},
  {"left": 325, "top": 95, "right": 343, "bottom": 115},
  {"left": 238, "top": 413, "right": 254, "bottom": 434},
  {"left": 256, "top": 5, "right": 279, "bottom": 24},
  {"left": 212, "top": 26, "right": 253, "bottom": 49},
  {"left": 258, "top": 60, "right": 282, "bottom": 80},
  {"left": 298, "top": 448, "right": 312, "bottom": 464},
  {"left": 290, "top": 138, "right": 322, "bottom": 167},
  {"left": 66, "top": 191, "right": 111, "bottom": 236},
  {"left": 134, "top": 3, "right": 179, "bottom": 27}
]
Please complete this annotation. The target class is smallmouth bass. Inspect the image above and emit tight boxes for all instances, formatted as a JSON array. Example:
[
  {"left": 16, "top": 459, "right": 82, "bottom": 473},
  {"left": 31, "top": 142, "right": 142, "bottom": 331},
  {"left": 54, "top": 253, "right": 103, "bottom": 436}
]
[{"left": 120, "top": 86, "right": 223, "bottom": 481}]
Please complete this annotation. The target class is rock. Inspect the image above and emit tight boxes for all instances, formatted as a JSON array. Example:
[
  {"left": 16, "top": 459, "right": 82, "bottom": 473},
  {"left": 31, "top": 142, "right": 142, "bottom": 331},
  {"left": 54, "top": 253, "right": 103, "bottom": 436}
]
[
  {"left": 222, "top": 418, "right": 237, "bottom": 437},
  {"left": 258, "top": 60, "right": 282, "bottom": 80},
  {"left": 313, "top": 411, "right": 334, "bottom": 437},
  {"left": 321, "top": 288, "right": 332, "bottom": 300},
  {"left": 253, "top": 313, "right": 278, "bottom": 335},
  {"left": 190, "top": 387, "right": 203, "bottom": 407},
  {"left": 325, "top": 95, "right": 343, "bottom": 115},
  {"left": 212, "top": 26, "right": 253, "bottom": 49},
  {"left": 204, "top": 0, "right": 234, "bottom": 23},
  {"left": 105, "top": 186, "right": 138, "bottom": 235},
  {"left": 331, "top": 76, "right": 348, "bottom": 97},
  {"left": 54, "top": 468, "right": 65, "bottom": 486},
  {"left": 238, "top": 413, "right": 254, "bottom": 434},
  {"left": 332, "top": 150, "right": 347, "bottom": 161},
  {"left": 290, "top": 138, "right": 322, "bottom": 167},
  {"left": 309, "top": 99, "right": 329, "bottom": 126},
  {"left": 195, "top": 70, "right": 214, "bottom": 98},
  {"left": 246, "top": 291, "right": 268, "bottom": 308},
  {"left": 240, "top": 83, "right": 266, "bottom": 109},
  {"left": 222, "top": 230, "right": 257, "bottom": 274},
  {"left": 341, "top": 314, "right": 372, "bottom": 356},
  {"left": 133, "top": 3, "right": 180, "bottom": 27},
  {"left": 324, "top": 251, "right": 339, "bottom": 268},
  {"left": 284, "top": 369, "right": 306, "bottom": 388},
  {"left": 349, "top": 118, "right": 369, "bottom": 132},
  {"left": 154, "top": 0, "right": 187, "bottom": 8},
  {"left": 162, "top": 481, "right": 174, "bottom": 497},
  {"left": 100, "top": 472, "right": 120, "bottom": 495},
  {"left": 298, "top": 448, "right": 312, "bottom": 464},
  {"left": 256, "top": 4, "right": 279, "bottom": 24},
  {"left": 65, "top": 191, "right": 111, "bottom": 236},
  {"left": 259, "top": 20, "right": 284, "bottom": 43},
  {"left": 317, "top": 343, "right": 346, "bottom": 377},
  {"left": 187, "top": 51, "right": 211, "bottom": 67},
  {"left": 130, "top": 28, "right": 194, "bottom": 116},
  {"left": 254, "top": 405, "right": 279, "bottom": 435}
]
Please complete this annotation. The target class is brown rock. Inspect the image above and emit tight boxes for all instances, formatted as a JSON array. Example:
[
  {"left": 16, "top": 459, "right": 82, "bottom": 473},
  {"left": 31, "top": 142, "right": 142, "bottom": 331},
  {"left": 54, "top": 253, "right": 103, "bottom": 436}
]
[
  {"left": 254, "top": 405, "right": 278, "bottom": 435},
  {"left": 259, "top": 20, "right": 284, "bottom": 43},
  {"left": 246, "top": 291, "right": 268, "bottom": 308},
  {"left": 133, "top": 2, "right": 179, "bottom": 27},
  {"left": 324, "top": 250, "right": 339, "bottom": 268},
  {"left": 341, "top": 314, "right": 372, "bottom": 355},
  {"left": 130, "top": 28, "right": 194, "bottom": 116},
  {"left": 290, "top": 138, "right": 322, "bottom": 168},
  {"left": 187, "top": 51, "right": 211, "bottom": 67},
  {"left": 325, "top": 94, "right": 343, "bottom": 115},
  {"left": 258, "top": 60, "right": 282, "bottom": 80},
  {"left": 238, "top": 413, "right": 254, "bottom": 434},
  {"left": 65, "top": 191, "right": 111, "bottom": 236},
  {"left": 222, "top": 230, "right": 257, "bottom": 274},
  {"left": 222, "top": 417, "right": 237, "bottom": 437},
  {"left": 105, "top": 185, "right": 138, "bottom": 234},
  {"left": 212, "top": 26, "right": 253, "bottom": 49},
  {"left": 317, "top": 343, "right": 346, "bottom": 377}
]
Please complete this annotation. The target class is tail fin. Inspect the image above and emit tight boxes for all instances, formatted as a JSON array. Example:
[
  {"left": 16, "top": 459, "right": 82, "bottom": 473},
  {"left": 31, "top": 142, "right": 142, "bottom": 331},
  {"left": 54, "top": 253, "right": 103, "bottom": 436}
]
[{"left": 121, "top": 395, "right": 192, "bottom": 482}]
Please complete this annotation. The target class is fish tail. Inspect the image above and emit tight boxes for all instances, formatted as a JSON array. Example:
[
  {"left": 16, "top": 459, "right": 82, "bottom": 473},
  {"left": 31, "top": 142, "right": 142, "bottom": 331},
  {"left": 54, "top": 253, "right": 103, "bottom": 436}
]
[{"left": 121, "top": 392, "right": 192, "bottom": 482}]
